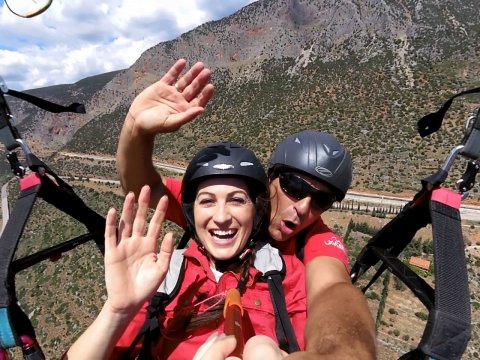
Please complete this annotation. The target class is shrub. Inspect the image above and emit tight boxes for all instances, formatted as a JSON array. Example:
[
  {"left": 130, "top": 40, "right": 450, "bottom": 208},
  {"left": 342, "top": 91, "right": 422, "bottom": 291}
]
[
  {"left": 366, "top": 291, "right": 380, "bottom": 301},
  {"left": 415, "top": 311, "right": 428, "bottom": 321}
]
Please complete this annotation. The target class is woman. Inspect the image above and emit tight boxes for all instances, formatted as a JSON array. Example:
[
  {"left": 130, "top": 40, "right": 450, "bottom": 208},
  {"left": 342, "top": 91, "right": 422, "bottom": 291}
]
[{"left": 66, "top": 142, "right": 306, "bottom": 359}]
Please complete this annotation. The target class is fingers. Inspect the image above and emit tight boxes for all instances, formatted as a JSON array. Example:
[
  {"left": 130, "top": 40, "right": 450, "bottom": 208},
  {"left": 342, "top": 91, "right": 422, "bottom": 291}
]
[
  {"left": 160, "top": 58, "right": 187, "bottom": 85},
  {"left": 164, "top": 59, "right": 213, "bottom": 102},
  {"left": 176, "top": 62, "right": 208, "bottom": 93},
  {"left": 182, "top": 68, "right": 212, "bottom": 102},
  {"left": 131, "top": 186, "right": 151, "bottom": 236},
  {"left": 118, "top": 191, "right": 136, "bottom": 240},
  {"left": 193, "top": 83, "right": 214, "bottom": 108},
  {"left": 243, "top": 335, "right": 287, "bottom": 360},
  {"left": 192, "top": 332, "right": 237, "bottom": 360},
  {"left": 158, "top": 232, "right": 174, "bottom": 269},
  {"left": 146, "top": 195, "right": 169, "bottom": 240},
  {"left": 104, "top": 207, "right": 118, "bottom": 253}
]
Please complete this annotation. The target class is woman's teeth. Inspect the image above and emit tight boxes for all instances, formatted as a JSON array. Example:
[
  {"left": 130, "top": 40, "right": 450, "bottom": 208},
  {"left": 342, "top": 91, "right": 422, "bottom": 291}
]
[{"left": 211, "top": 229, "right": 236, "bottom": 239}]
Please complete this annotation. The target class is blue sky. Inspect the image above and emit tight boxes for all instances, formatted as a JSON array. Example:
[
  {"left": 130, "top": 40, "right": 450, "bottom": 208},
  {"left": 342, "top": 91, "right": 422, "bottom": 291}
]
[{"left": 0, "top": 0, "right": 257, "bottom": 90}]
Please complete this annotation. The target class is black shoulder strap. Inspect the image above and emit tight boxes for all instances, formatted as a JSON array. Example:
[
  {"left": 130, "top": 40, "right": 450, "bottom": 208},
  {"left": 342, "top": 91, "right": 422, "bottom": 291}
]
[
  {"left": 265, "top": 272, "right": 300, "bottom": 353},
  {"left": 352, "top": 187, "right": 471, "bottom": 360},
  {"left": 176, "top": 230, "right": 191, "bottom": 249}
]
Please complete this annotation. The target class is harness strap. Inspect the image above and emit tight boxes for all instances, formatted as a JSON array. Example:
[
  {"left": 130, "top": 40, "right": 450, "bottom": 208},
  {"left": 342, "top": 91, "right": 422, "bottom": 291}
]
[
  {"left": 366, "top": 249, "right": 434, "bottom": 310},
  {"left": 351, "top": 190, "right": 431, "bottom": 282},
  {"left": 0, "top": 171, "right": 105, "bottom": 355},
  {"left": 357, "top": 188, "right": 471, "bottom": 360},
  {"left": 414, "top": 189, "right": 471, "bottom": 360},
  {"left": 266, "top": 273, "right": 300, "bottom": 353},
  {"left": 6, "top": 89, "right": 86, "bottom": 114},
  {"left": 0, "top": 174, "right": 40, "bottom": 349},
  {"left": 126, "top": 245, "right": 300, "bottom": 357}
]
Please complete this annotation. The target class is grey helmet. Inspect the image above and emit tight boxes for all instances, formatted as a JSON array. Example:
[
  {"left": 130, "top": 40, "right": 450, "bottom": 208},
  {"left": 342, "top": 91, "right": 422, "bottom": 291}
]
[
  {"left": 182, "top": 141, "right": 268, "bottom": 241},
  {"left": 268, "top": 130, "right": 352, "bottom": 201}
]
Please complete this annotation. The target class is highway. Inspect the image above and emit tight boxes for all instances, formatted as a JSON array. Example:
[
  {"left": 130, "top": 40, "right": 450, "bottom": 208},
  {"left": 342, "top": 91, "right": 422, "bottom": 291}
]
[
  {"left": 59, "top": 152, "right": 186, "bottom": 174},
  {"left": 345, "top": 191, "right": 480, "bottom": 221},
  {"left": 1, "top": 153, "right": 479, "bottom": 237}
]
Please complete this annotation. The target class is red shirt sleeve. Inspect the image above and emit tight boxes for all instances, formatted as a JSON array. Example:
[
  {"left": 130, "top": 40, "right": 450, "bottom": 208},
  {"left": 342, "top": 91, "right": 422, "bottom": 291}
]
[
  {"left": 303, "top": 219, "right": 350, "bottom": 273},
  {"left": 164, "top": 177, "right": 187, "bottom": 230}
]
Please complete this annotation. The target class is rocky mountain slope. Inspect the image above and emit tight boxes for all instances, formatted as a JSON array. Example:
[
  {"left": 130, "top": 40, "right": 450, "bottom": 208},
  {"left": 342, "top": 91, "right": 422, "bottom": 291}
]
[
  {"left": 7, "top": 0, "right": 480, "bottom": 195},
  {"left": 4, "top": 0, "right": 480, "bottom": 358}
]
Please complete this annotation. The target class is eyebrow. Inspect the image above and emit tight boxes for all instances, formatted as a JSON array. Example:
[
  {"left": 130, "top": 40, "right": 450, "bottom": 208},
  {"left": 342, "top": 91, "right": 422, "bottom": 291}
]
[{"left": 196, "top": 190, "right": 249, "bottom": 197}]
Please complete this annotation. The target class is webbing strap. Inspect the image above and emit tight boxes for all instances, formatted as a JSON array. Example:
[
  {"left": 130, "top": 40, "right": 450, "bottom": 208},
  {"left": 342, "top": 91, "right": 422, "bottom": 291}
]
[
  {"left": 0, "top": 308, "right": 15, "bottom": 348},
  {"left": 0, "top": 177, "right": 40, "bottom": 348},
  {"left": 415, "top": 189, "right": 471, "bottom": 360},
  {"left": 367, "top": 248, "right": 434, "bottom": 310},
  {"left": 351, "top": 191, "right": 431, "bottom": 282},
  {"left": 266, "top": 273, "right": 300, "bottom": 353},
  {"left": 37, "top": 173, "right": 105, "bottom": 252},
  {"left": 6, "top": 89, "right": 86, "bottom": 114},
  {"left": 397, "top": 189, "right": 471, "bottom": 360}
]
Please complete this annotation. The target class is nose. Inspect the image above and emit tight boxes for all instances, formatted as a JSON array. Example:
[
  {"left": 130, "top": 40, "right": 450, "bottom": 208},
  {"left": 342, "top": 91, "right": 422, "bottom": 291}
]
[
  {"left": 212, "top": 202, "right": 232, "bottom": 224},
  {"left": 293, "top": 196, "right": 312, "bottom": 218}
]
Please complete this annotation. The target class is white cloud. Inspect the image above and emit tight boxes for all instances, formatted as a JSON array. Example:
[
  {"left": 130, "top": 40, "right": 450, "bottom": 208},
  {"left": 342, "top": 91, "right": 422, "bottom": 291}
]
[{"left": 0, "top": 0, "right": 256, "bottom": 90}]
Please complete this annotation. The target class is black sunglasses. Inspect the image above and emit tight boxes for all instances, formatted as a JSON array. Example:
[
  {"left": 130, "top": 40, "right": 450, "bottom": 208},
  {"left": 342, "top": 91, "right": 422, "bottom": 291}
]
[{"left": 278, "top": 172, "right": 336, "bottom": 210}]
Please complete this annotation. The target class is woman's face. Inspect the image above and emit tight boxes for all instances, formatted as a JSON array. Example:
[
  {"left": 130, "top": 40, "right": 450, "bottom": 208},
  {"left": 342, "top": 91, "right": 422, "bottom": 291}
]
[{"left": 193, "top": 177, "right": 255, "bottom": 264}]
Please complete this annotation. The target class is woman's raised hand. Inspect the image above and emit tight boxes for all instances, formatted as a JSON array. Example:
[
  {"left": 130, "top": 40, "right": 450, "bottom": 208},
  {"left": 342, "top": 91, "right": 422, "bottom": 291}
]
[{"left": 103, "top": 185, "right": 174, "bottom": 316}]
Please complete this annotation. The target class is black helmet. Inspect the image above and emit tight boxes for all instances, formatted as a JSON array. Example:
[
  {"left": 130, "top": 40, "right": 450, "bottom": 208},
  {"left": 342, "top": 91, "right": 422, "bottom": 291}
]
[
  {"left": 268, "top": 130, "right": 352, "bottom": 201},
  {"left": 182, "top": 141, "right": 268, "bottom": 240}
]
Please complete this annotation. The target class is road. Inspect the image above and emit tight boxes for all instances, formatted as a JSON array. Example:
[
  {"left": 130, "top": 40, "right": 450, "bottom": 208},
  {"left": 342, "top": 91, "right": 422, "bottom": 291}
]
[
  {"left": 59, "top": 152, "right": 186, "bottom": 174},
  {"left": 345, "top": 191, "right": 480, "bottom": 221},
  {"left": 1, "top": 152, "right": 479, "bottom": 236}
]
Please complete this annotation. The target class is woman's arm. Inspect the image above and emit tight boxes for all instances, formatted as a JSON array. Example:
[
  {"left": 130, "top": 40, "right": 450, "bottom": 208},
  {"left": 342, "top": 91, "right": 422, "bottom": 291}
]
[{"left": 66, "top": 186, "right": 174, "bottom": 359}]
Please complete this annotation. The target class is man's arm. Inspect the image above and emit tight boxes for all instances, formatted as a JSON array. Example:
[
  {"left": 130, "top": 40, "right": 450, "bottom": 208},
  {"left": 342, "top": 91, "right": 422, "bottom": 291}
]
[
  {"left": 116, "top": 58, "right": 214, "bottom": 208},
  {"left": 287, "top": 256, "right": 376, "bottom": 359}
]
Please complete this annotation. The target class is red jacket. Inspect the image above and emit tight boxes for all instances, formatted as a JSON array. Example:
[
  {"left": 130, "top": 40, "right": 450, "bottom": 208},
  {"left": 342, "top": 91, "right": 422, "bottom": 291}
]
[{"left": 113, "top": 242, "right": 306, "bottom": 359}]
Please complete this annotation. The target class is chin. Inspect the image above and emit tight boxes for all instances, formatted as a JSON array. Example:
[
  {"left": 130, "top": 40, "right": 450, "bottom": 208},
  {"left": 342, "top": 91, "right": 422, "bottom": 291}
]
[{"left": 211, "top": 250, "right": 237, "bottom": 261}]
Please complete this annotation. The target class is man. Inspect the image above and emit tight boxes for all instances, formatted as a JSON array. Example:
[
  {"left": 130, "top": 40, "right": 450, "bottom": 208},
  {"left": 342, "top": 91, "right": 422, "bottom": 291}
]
[{"left": 116, "top": 59, "right": 376, "bottom": 359}]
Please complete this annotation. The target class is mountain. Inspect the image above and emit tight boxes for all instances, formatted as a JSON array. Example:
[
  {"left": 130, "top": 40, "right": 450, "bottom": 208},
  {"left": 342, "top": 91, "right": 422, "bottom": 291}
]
[
  {"left": 2, "top": 71, "right": 116, "bottom": 158},
  {"left": 8, "top": 0, "right": 480, "bottom": 195},
  {"left": 5, "top": 0, "right": 480, "bottom": 358}
]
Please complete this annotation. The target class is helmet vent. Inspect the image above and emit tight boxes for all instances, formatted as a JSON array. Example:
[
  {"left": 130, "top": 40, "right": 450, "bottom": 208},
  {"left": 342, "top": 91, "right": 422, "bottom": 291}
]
[
  {"left": 240, "top": 161, "right": 254, "bottom": 166},
  {"left": 213, "top": 163, "right": 234, "bottom": 170}
]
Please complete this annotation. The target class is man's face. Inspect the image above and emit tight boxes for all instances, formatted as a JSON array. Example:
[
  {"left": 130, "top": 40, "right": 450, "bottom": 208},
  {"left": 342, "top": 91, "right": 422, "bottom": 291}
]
[{"left": 268, "top": 171, "right": 335, "bottom": 242}]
